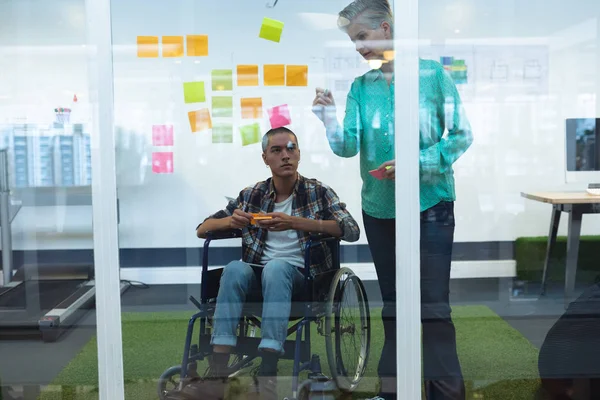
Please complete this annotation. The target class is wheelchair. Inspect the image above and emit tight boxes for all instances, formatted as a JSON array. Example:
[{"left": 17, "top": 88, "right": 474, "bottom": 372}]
[{"left": 158, "top": 230, "right": 371, "bottom": 400}]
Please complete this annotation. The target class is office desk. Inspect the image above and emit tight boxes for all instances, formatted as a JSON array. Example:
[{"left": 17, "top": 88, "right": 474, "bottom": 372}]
[{"left": 521, "top": 191, "right": 600, "bottom": 305}]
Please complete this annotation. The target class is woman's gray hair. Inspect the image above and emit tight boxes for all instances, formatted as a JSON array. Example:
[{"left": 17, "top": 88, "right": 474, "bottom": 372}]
[{"left": 338, "top": 0, "right": 393, "bottom": 32}]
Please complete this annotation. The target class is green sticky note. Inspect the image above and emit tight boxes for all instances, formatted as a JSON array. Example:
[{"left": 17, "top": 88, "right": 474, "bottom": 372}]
[
  {"left": 259, "top": 17, "right": 284, "bottom": 43},
  {"left": 212, "top": 96, "right": 233, "bottom": 118},
  {"left": 212, "top": 69, "right": 233, "bottom": 91},
  {"left": 212, "top": 123, "right": 233, "bottom": 144},
  {"left": 183, "top": 81, "right": 205, "bottom": 104},
  {"left": 240, "top": 123, "right": 261, "bottom": 146}
]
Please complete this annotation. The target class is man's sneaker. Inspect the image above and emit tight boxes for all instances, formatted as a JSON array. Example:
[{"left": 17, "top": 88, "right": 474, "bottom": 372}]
[{"left": 363, "top": 396, "right": 389, "bottom": 400}]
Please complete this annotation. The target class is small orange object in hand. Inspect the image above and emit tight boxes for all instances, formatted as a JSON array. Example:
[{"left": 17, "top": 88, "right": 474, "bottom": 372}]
[{"left": 250, "top": 213, "right": 273, "bottom": 225}]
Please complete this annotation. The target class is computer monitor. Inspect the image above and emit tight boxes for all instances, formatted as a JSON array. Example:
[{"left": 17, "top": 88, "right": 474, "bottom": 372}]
[{"left": 565, "top": 118, "right": 600, "bottom": 184}]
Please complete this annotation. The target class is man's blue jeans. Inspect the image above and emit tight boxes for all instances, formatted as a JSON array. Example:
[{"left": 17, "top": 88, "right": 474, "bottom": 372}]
[{"left": 210, "top": 259, "right": 305, "bottom": 354}]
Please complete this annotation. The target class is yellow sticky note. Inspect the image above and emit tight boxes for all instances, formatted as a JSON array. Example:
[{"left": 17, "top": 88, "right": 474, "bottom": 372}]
[
  {"left": 188, "top": 109, "right": 212, "bottom": 133},
  {"left": 241, "top": 98, "right": 263, "bottom": 119},
  {"left": 237, "top": 65, "right": 259, "bottom": 86},
  {"left": 187, "top": 35, "right": 208, "bottom": 57},
  {"left": 137, "top": 36, "right": 159, "bottom": 58},
  {"left": 286, "top": 65, "right": 308, "bottom": 86},
  {"left": 183, "top": 82, "right": 206, "bottom": 104},
  {"left": 212, "top": 70, "right": 233, "bottom": 91},
  {"left": 240, "top": 123, "right": 261, "bottom": 146},
  {"left": 264, "top": 64, "right": 285, "bottom": 86},
  {"left": 259, "top": 17, "right": 284, "bottom": 43},
  {"left": 162, "top": 36, "right": 184, "bottom": 57}
]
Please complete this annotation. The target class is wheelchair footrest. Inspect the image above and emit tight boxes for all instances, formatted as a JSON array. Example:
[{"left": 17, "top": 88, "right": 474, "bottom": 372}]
[{"left": 199, "top": 334, "right": 310, "bottom": 361}]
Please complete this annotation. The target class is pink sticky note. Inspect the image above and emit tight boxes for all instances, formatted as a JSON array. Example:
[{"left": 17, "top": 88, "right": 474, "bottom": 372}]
[
  {"left": 369, "top": 165, "right": 392, "bottom": 180},
  {"left": 268, "top": 104, "right": 292, "bottom": 129},
  {"left": 152, "top": 125, "right": 174, "bottom": 146},
  {"left": 369, "top": 168, "right": 385, "bottom": 180},
  {"left": 152, "top": 152, "right": 173, "bottom": 174}
]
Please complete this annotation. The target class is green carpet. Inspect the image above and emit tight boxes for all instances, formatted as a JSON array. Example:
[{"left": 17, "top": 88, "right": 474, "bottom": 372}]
[{"left": 38, "top": 306, "right": 540, "bottom": 400}]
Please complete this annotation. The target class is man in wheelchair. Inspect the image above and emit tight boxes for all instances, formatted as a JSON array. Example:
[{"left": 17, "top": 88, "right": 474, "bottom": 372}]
[{"left": 187, "top": 127, "right": 360, "bottom": 400}]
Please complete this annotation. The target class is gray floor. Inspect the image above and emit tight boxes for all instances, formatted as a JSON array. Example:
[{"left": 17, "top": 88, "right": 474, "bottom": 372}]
[{"left": 0, "top": 277, "right": 588, "bottom": 398}]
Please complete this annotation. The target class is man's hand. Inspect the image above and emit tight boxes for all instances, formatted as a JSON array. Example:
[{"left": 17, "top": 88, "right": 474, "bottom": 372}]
[
  {"left": 258, "top": 212, "right": 297, "bottom": 231},
  {"left": 378, "top": 159, "right": 395, "bottom": 181},
  {"left": 229, "top": 209, "right": 253, "bottom": 229}
]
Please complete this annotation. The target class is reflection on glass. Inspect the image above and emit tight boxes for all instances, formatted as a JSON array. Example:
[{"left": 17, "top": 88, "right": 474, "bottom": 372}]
[{"left": 0, "top": 1, "right": 100, "bottom": 398}]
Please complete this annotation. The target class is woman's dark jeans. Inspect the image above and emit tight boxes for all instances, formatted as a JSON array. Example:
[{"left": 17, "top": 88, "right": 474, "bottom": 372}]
[{"left": 362, "top": 201, "right": 465, "bottom": 400}]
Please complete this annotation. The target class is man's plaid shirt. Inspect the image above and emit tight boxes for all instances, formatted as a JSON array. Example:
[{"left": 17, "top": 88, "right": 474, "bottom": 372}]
[{"left": 202, "top": 174, "right": 360, "bottom": 276}]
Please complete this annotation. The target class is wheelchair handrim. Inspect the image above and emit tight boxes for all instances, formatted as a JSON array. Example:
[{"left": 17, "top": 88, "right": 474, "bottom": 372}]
[{"left": 324, "top": 267, "right": 371, "bottom": 392}]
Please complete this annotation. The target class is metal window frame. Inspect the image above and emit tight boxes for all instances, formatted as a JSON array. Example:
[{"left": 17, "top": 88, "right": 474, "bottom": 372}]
[
  {"left": 86, "top": 0, "right": 125, "bottom": 399},
  {"left": 393, "top": 0, "right": 422, "bottom": 398}
]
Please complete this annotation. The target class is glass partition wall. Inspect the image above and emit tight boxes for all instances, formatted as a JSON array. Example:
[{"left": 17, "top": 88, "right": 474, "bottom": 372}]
[
  {"left": 415, "top": 1, "right": 600, "bottom": 399},
  {"left": 4, "top": 0, "right": 599, "bottom": 399},
  {"left": 0, "top": 1, "right": 108, "bottom": 399}
]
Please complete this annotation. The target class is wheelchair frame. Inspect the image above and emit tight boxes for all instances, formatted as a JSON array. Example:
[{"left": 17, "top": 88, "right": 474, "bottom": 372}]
[{"left": 162, "top": 229, "right": 369, "bottom": 399}]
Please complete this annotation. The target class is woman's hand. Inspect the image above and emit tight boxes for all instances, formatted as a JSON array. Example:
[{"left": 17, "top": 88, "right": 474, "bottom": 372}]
[
  {"left": 378, "top": 160, "right": 395, "bottom": 181},
  {"left": 312, "top": 87, "right": 336, "bottom": 125}
]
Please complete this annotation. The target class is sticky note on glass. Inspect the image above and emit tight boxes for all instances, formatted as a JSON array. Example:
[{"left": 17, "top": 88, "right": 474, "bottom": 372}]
[
  {"left": 268, "top": 104, "right": 292, "bottom": 129},
  {"left": 241, "top": 98, "right": 263, "bottom": 119},
  {"left": 187, "top": 35, "right": 208, "bottom": 56},
  {"left": 137, "top": 36, "right": 159, "bottom": 58},
  {"left": 162, "top": 36, "right": 184, "bottom": 57},
  {"left": 240, "top": 123, "right": 261, "bottom": 146},
  {"left": 212, "top": 96, "right": 233, "bottom": 118},
  {"left": 183, "top": 81, "right": 205, "bottom": 104},
  {"left": 264, "top": 64, "right": 285, "bottom": 86},
  {"left": 152, "top": 152, "right": 173, "bottom": 174},
  {"left": 212, "top": 70, "right": 233, "bottom": 91},
  {"left": 212, "top": 123, "right": 233, "bottom": 144},
  {"left": 259, "top": 17, "right": 284, "bottom": 43},
  {"left": 152, "top": 125, "right": 174, "bottom": 146},
  {"left": 188, "top": 109, "right": 212, "bottom": 133},
  {"left": 286, "top": 65, "right": 308, "bottom": 86},
  {"left": 237, "top": 65, "right": 259, "bottom": 86}
]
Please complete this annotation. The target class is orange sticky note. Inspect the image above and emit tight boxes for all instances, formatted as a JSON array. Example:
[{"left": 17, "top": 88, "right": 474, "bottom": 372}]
[
  {"left": 188, "top": 109, "right": 212, "bottom": 133},
  {"left": 187, "top": 35, "right": 208, "bottom": 57},
  {"left": 137, "top": 36, "right": 159, "bottom": 58},
  {"left": 241, "top": 98, "right": 263, "bottom": 119},
  {"left": 250, "top": 213, "right": 273, "bottom": 225},
  {"left": 237, "top": 65, "right": 259, "bottom": 86},
  {"left": 264, "top": 64, "right": 285, "bottom": 86},
  {"left": 162, "top": 36, "right": 184, "bottom": 57},
  {"left": 286, "top": 65, "right": 308, "bottom": 86}
]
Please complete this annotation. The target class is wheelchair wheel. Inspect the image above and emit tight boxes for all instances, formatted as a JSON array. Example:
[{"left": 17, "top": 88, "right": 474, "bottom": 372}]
[
  {"left": 324, "top": 267, "right": 370, "bottom": 392},
  {"left": 157, "top": 365, "right": 182, "bottom": 400}
]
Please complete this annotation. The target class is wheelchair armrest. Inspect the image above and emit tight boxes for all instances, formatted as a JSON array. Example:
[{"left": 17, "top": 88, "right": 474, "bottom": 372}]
[
  {"left": 205, "top": 230, "right": 242, "bottom": 240},
  {"left": 308, "top": 233, "right": 340, "bottom": 243}
]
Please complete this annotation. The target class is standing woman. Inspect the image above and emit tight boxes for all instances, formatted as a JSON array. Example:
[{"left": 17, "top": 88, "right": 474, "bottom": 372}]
[{"left": 312, "top": 1, "right": 473, "bottom": 399}]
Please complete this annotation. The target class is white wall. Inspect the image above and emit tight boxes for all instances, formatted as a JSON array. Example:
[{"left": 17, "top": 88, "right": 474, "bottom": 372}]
[{"left": 1, "top": 0, "right": 600, "bottom": 251}]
